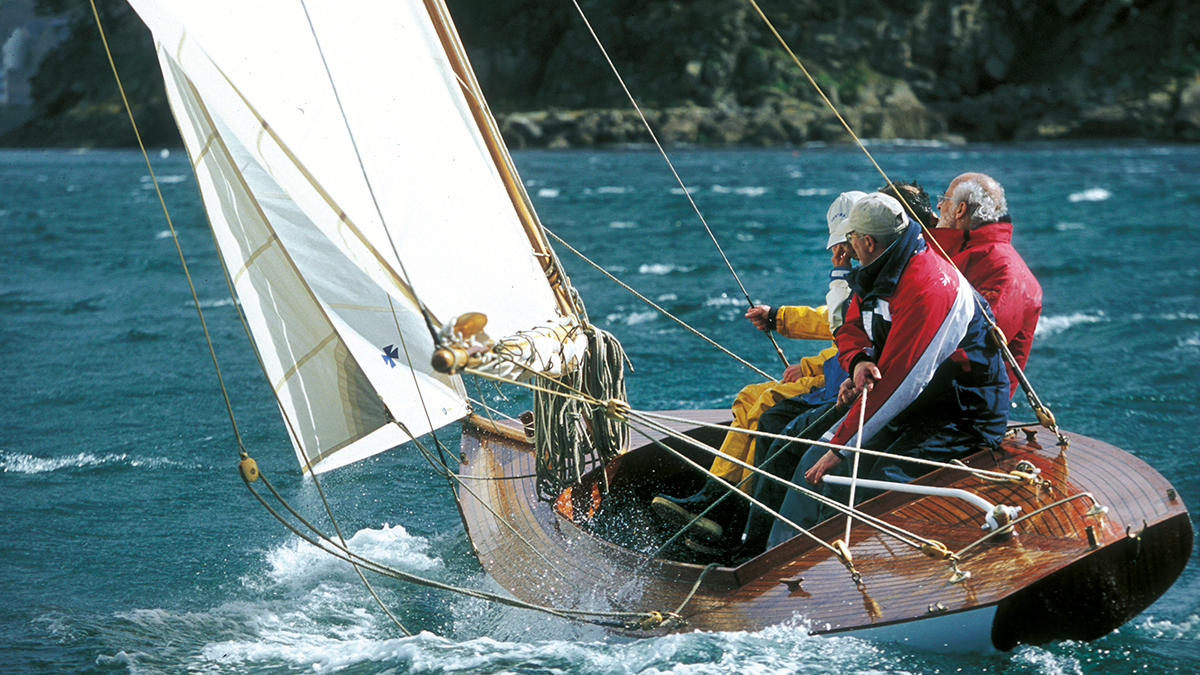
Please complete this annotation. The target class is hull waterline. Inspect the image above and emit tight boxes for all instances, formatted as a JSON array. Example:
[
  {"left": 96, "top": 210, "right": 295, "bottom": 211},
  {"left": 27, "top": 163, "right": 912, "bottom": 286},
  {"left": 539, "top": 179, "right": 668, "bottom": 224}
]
[{"left": 457, "top": 411, "right": 1191, "bottom": 651}]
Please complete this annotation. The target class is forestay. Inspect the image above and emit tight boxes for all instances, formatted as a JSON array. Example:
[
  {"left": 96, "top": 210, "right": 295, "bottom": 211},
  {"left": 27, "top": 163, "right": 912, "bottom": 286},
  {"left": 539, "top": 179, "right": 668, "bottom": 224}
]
[{"left": 128, "top": 0, "right": 584, "bottom": 473}]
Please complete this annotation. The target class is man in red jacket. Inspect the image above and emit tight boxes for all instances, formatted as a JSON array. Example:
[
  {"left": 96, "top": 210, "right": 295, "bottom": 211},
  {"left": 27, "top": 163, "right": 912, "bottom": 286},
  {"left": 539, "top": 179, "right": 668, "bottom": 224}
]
[
  {"left": 765, "top": 193, "right": 1010, "bottom": 553},
  {"left": 930, "top": 173, "right": 1042, "bottom": 398}
]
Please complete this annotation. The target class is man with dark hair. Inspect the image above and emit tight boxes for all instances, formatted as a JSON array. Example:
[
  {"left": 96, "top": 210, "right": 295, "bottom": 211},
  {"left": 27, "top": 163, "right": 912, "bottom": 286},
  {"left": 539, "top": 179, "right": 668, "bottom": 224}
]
[
  {"left": 878, "top": 180, "right": 937, "bottom": 229},
  {"left": 932, "top": 173, "right": 1042, "bottom": 398}
]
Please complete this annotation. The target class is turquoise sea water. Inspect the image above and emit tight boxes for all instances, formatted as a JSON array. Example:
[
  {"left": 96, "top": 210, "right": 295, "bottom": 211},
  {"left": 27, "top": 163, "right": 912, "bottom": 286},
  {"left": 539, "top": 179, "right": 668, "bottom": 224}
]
[{"left": 1, "top": 143, "right": 1198, "bottom": 673}]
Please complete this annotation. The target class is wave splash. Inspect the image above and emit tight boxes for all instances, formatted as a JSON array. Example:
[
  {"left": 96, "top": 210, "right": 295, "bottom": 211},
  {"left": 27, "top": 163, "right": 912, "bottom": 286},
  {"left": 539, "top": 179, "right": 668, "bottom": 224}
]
[{"left": 0, "top": 450, "right": 195, "bottom": 474}]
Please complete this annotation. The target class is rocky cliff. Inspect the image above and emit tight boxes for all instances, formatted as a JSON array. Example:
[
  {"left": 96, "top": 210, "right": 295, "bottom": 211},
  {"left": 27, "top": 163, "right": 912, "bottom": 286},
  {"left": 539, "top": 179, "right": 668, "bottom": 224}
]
[{"left": 4, "top": 0, "right": 1198, "bottom": 148}]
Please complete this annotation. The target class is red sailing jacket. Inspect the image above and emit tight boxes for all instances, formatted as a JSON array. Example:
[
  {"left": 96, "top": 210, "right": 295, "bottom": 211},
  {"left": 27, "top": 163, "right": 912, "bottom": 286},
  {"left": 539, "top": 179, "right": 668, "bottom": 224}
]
[
  {"left": 827, "top": 222, "right": 1009, "bottom": 451},
  {"left": 928, "top": 222, "right": 1043, "bottom": 397}
]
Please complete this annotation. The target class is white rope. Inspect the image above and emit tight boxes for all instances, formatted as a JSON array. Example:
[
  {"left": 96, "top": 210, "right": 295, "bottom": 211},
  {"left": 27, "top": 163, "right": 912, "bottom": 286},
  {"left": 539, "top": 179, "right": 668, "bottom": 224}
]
[{"left": 845, "top": 386, "right": 868, "bottom": 545}]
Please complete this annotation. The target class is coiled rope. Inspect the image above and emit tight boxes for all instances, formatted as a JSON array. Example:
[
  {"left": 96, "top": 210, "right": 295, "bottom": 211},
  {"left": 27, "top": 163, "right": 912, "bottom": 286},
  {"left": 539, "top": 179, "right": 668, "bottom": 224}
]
[{"left": 532, "top": 325, "right": 630, "bottom": 501}]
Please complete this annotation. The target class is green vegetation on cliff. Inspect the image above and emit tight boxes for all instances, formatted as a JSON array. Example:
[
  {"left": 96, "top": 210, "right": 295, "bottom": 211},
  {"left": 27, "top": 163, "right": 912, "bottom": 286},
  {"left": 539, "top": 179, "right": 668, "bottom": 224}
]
[{"left": 4, "top": 0, "right": 1198, "bottom": 147}]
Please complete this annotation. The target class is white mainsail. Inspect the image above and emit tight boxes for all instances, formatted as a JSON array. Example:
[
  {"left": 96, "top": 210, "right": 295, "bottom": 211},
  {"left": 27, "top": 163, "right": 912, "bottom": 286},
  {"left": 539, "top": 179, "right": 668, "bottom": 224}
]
[{"left": 129, "top": 0, "right": 585, "bottom": 473}]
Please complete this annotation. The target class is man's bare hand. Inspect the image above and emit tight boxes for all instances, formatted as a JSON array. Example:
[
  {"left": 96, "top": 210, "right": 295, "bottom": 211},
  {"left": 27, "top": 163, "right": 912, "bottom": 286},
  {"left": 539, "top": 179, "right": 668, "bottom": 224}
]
[
  {"left": 837, "top": 376, "right": 859, "bottom": 407},
  {"left": 746, "top": 305, "right": 772, "bottom": 331},
  {"left": 830, "top": 242, "right": 852, "bottom": 267},
  {"left": 853, "top": 360, "right": 881, "bottom": 392},
  {"left": 805, "top": 450, "right": 843, "bottom": 485},
  {"left": 781, "top": 363, "right": 806, "bottom": 383}
]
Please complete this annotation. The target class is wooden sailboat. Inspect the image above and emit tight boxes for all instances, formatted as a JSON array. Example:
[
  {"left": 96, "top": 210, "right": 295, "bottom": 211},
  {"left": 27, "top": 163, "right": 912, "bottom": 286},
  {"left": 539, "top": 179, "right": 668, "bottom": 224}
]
[
  {"left": 125, "top": 0, "right": 1191, "bottom": 652},
  {"left": 459, "top": 413, "right": 1191, "bottom": 650}
]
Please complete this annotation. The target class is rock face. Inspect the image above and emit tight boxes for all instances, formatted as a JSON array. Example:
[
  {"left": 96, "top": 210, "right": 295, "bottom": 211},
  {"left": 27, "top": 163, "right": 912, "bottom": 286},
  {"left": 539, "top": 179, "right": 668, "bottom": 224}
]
[
  {"left": 453, "top": 0, "right": 1200, "bottom": 147},
  {"left": 3, "top": 0, "right": 1198, "bottom": 147}
]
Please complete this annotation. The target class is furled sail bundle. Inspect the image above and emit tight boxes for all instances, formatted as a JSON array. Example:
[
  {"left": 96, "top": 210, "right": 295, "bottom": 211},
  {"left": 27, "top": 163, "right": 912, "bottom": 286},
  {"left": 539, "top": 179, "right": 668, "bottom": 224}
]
[{"left": 128, "top": 0, "right": 589, "bottom": 474}]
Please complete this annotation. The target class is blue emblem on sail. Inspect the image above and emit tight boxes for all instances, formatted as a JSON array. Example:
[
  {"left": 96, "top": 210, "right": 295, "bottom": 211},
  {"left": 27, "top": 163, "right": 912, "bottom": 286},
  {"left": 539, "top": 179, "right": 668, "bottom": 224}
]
[{"left": 381, "top": 344, "right": 400, "bottom": 368}]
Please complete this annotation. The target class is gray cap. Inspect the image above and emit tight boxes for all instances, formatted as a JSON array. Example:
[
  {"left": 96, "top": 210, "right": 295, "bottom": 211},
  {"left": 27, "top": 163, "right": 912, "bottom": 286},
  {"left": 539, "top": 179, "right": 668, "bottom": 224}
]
[
  {"left": 825, "top": 190, "right": 868, "bottom": 249},
  {"left": 844, "top": 192, "right": 908, "bottom": 241}
]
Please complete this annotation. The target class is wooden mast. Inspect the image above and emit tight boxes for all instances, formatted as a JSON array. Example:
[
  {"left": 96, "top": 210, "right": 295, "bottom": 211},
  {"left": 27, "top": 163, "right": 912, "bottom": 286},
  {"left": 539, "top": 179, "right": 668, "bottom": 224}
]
[{"left": 420, "top": 0, "right": 577, "bottom": 320}]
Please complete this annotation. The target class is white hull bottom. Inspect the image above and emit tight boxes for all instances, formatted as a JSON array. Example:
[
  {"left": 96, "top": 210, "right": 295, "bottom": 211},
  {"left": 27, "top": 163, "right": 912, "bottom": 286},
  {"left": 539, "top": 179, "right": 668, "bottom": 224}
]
[{"left": 830, "top": 605, "right": 999, "bottom": 653}]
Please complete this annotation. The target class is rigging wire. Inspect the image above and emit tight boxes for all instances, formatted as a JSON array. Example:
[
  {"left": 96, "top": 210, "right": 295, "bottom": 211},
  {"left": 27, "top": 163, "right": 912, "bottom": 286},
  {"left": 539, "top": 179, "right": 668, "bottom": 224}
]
[
  {"left": 544, "top": 227, "right": 775, "bottom": 382},
  {"left": 742, "top": 0, "right": 1061, "bottom": 439},
  {"left": 567, "top": 0, "right": 791, "bottom": 369},
  {"left": 103, "top": 0, "right": 1079, "bottom": 634},
  {"left": 88, "top": 0, "right": 246, "bottom": 459}
]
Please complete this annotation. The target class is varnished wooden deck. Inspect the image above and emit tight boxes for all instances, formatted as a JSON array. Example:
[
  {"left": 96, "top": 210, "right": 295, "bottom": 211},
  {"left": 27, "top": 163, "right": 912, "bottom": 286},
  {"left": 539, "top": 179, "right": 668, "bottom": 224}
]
[{"left": 456, "top": 411, "right": 1191, "bottom": 649}]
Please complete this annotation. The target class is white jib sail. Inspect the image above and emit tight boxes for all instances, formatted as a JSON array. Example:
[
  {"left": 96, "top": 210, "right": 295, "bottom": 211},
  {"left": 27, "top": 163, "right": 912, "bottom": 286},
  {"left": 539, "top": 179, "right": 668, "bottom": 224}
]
[{"left": 129, "top": 0, "right": 584, "bottom": 473}]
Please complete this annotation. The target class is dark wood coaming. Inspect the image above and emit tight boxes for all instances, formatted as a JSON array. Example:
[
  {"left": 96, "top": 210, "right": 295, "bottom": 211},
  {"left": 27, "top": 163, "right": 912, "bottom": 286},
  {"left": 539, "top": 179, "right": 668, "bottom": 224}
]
[{"left": 456, "top": 411, "right": 1191, "bottom": 648}]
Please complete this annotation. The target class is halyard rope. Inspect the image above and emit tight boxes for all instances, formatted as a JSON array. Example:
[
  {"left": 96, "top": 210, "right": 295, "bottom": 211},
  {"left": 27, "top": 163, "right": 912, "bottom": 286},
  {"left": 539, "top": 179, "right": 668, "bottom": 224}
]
[
  {"left": 102, "top": 0, "right": 1078, "bottom": 633},
  {"left": 94, "top": 0, "right": 679, "bottom": 635},
  {"left": 567, "top": 0, "right": 792, "bottom": 369},
  {"left": 742, "top": 0, "right": 1061, "bottom": 439}
]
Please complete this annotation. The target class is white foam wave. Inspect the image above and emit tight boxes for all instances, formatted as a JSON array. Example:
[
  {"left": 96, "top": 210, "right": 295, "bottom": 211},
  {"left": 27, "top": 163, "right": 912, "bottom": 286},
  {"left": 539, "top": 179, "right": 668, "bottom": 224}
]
[
  {"left": 1068, "top": 187, "right": 1111, "bottom": 202},
  {"left": 140, "top": 174, "right": 190, "bottom": 185},
  {"left": 606, "top": 310, "right": 659, "bottom": 326},
  {"left": 265, "top": 523, "right": 440, "bottom": 589},
  {"left": 669, "top": 186, "right": 700, "bottom": 195},
  {"left": 796, "top": 187, "right": 833, "bottom": 197},
  {"left": 537, "top": 187, "right": 560, "bottom": 198},
  {"left": 705, "top": 293, "right": 743, "bottom": 307},
  {"left": 196, "top": 297, "right": 237, "bottom": 309},
  {"left": 711, "top": 185, "right": 768, "bottom": 196},
  {"left": 639, "top": 263, "right": 694, "bottom": 275},
  {"left": 609, "top": 221, "right": 637, "bottom": 229},
  {"left": 1135, "top": 613, "right": 1200, "bottom": 641},
  {"left": 0, "top": 451, "right": 191, "bottom": 474},
  {"left": 1012, "top": 644, "right": 1085, "bottom": 675},
  {"left": 81, "top": 599, "right": 1154, "bottom": 675},
  {"left": 195, "top": 620, "right": 844, "bottom": 675},
  {"left": 593, "top": 186, "right": 629, "bottom": 194},
  {"left": 1054, "top": 221, "right": 1086, "bottom": 231},
  {"left": 1034, "top": 311, "right": 1107, "bottom": 337}
]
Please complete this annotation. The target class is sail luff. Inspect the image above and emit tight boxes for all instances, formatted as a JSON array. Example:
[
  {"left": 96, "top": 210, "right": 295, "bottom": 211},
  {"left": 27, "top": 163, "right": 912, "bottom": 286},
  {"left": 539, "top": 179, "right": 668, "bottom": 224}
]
[
  {"left": 130, "top": 0, "right": 589, "bottom": 474},
  {"left": 159, "top": 50, "right": 463, "bottom": 474},
  {"left": 420, "top": 0, "right": 576, "bottom": 319}
]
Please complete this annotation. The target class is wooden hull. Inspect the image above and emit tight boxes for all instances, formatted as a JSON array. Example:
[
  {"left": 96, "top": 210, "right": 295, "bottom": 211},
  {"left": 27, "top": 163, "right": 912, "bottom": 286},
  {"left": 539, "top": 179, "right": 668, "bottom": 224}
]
[{"left": 456, "top": 411, "right": 1191, "bottom": 651}]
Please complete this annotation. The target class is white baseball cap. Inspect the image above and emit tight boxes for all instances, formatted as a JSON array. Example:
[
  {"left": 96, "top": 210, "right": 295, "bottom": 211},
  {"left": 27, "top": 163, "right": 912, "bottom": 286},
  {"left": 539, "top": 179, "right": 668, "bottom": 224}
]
[{"left": 825, "top": 191, "right": 868, "bottom": 249}]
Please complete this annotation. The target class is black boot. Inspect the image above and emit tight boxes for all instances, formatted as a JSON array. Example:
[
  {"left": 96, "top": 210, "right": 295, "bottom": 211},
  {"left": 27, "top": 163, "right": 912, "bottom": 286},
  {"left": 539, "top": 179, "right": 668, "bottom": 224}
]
[
  {"left": 726, "top": 506, "right": 774, "bottom": 565},
  {"left": 651, "top": 480, "right": 728, "bottom": 543}
]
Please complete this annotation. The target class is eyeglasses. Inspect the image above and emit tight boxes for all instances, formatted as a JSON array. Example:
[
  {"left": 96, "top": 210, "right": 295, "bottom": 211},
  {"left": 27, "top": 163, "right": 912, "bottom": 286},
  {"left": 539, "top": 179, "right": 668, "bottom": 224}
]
[
  {"left": 844, "top": 232, "right": 863, "bottom": 242},
  {"left": 936, "top": 194, "right": 948, "bottom": 207}
]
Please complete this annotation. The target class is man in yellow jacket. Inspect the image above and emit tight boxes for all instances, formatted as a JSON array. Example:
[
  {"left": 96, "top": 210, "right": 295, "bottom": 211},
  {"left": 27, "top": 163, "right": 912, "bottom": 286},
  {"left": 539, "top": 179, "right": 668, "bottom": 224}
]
[
  {"left": 652, "top": 191, "right": 864, "bottom": 541},
  {"left": 707, "top": 304, "right": 838, "bottom": 488}
]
